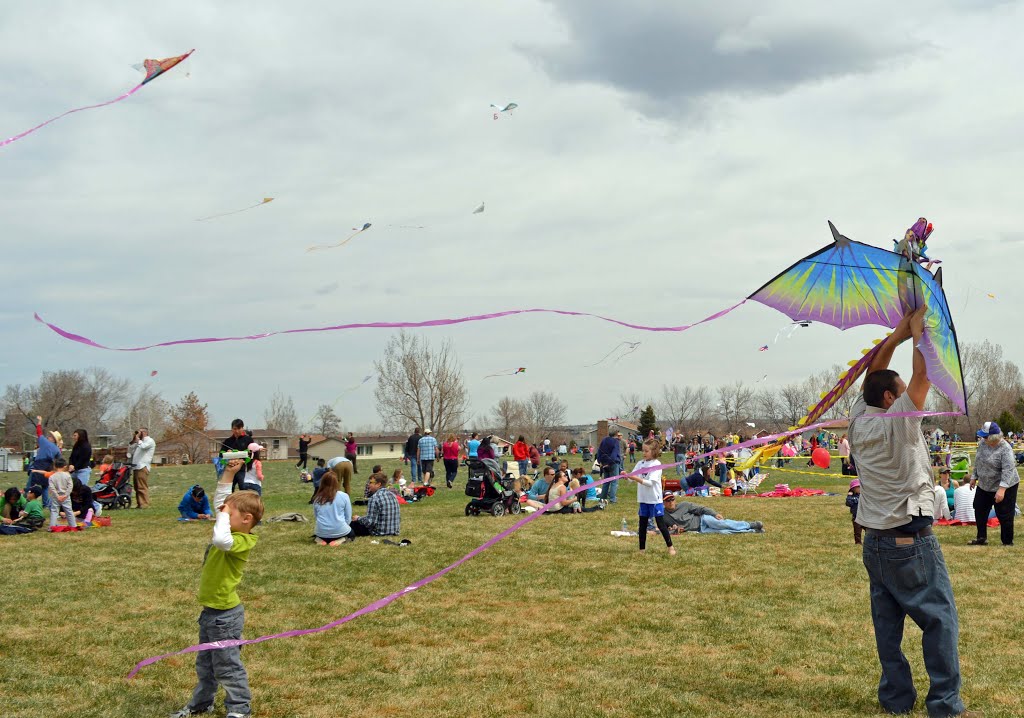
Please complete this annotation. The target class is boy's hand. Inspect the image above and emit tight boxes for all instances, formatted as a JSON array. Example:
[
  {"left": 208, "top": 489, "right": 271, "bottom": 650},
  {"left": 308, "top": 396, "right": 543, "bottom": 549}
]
[
  {"left": 220, "top": 459, "right": 243, "bottom": 480},
  {"left": 58, "top": 494, "right": 67, "bottom": 502}
]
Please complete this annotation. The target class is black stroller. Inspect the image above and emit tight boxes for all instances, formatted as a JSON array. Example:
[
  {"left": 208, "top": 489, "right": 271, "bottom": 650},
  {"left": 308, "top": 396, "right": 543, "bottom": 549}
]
[
  {"left": 464, "top": 458, "right": 521, "bottom": 517},
  {"left": 92, "top": 462, "right": 133, "bottom": 510}
]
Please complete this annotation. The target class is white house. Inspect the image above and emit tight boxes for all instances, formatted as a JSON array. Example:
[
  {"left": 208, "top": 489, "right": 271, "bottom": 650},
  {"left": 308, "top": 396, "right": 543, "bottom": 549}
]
[
  {"left": 294, "top": 434, "right": 409, "bottom": 463},
  {"left": 207, "top": 429, "right": 292, "bottom": 461}
]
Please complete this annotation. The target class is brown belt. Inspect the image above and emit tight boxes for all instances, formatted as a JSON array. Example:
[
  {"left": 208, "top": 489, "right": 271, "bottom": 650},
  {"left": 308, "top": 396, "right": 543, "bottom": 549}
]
[{"left": 866, "top": 526, "right": 933, "bottom": 538}]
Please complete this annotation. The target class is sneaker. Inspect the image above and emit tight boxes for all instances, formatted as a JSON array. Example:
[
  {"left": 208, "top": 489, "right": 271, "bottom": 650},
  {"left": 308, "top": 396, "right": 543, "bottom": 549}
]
[
  {"left": 169, "top": 707, "right": 213, "bottom": 718},
  {"left": 226, "top": 713, "right": 251, "bottom": 718},
  {"left": 968, "top": 538, "right": 987, "bottom": 545},
  {"left": 598, "top": 500, "right": 608, "bottom": 510},
  {"left": 749, "top": 521, "right": 764, "bottom": 531}
]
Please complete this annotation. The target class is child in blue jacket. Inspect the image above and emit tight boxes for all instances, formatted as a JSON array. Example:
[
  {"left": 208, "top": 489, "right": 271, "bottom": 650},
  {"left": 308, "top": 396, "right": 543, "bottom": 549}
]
[{"left": 179, "top": 485, "right": 212, "bottom": 520}]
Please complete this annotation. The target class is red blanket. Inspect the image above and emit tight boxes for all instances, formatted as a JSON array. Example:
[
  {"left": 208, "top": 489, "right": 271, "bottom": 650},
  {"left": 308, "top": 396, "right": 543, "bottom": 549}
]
[
  {"left": 935, "top": 518, "right": 1000, "bottom": 527},
  {"left": 743, "top": 487, "right": 826, "bottom": 498}
]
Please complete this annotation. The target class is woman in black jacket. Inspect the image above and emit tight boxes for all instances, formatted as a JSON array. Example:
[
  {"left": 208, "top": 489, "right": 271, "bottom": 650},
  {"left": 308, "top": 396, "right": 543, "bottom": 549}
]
[{"left": 69, "top": 429, "right": 93, "bottom": 487}]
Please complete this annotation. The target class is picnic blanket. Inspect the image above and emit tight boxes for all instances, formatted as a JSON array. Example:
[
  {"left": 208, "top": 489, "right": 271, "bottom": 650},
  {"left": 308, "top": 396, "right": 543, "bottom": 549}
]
[{"left": 935, "top": 518, "right": 1000, "bottom": 527}]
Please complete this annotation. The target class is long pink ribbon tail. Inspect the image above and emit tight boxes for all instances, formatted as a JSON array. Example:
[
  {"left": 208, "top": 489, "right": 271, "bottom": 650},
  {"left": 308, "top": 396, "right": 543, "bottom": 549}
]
[
  {"left": 126, "top": 408, "right": 959, "bottom": 679},
  {"left": 37, "top": 300, "right": 748, "bottom": 352},
  {"left": 1, "top": 84, "right": 144, "bottom": 148}
]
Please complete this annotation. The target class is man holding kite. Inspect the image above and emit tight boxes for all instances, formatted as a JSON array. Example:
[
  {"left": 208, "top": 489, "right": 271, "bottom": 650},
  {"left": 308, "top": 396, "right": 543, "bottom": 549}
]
[{"left": 849, "top": 307, "right": 973, "bottom": 718}]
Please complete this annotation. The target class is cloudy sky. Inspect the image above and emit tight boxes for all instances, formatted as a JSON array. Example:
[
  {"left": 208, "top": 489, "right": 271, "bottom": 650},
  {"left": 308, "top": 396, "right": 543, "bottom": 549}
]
[{"left": 2, "top": 0, "right": 1021, "bottom": 431}]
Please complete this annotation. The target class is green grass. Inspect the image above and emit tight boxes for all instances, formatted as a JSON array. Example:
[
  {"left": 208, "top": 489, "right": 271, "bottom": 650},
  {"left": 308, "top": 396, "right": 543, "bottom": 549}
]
[{"left": 3, "top": 455, "right": 1021, "bottom": 718}]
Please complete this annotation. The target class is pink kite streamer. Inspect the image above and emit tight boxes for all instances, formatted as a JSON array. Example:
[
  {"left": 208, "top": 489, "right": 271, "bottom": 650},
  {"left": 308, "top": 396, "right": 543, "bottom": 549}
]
[
  {"left": 36, "top": 300, "right": 748, "bottom": 352},
  {"left": 126, "top": 408, "right": 959, "bottom": 678}
]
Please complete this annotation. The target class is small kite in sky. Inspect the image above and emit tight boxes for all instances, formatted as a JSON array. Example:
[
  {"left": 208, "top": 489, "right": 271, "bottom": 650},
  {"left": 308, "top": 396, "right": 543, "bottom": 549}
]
[
  {"left": 490, "top": 102, "right": 518, "bottom": 120},
  {"left": 307, "top": 223, "right": 372, "bottom": 252},
  {"left": 484, "top": 367, "right": 526, "bottom": 379},
  {"left": 196, "top": 198, "right": 273, "bottom": 222},
  {"left": 473, "top": 202, "right": 485, "bottom": 214},
  {"left": 758, "top": 345, "right": 768, "bottom": 352},
  {"left": 586, "top": 341, "right": 641, "bottom": 367},
  {"left": 150, "top": 370, "right": 158, "bottom": 377},
  {"left": 773, "top": 321, "right": 812, "bottom": 344},
  {"left": 2, "top": 49, "right": 194, "bottom": 148},
  {"left": 756, "top": 374, "right": 768, "bottom": 383}
]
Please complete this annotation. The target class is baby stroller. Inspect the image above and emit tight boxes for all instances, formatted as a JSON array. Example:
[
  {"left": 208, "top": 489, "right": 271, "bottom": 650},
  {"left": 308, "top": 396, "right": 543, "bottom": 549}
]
[
  {"left": 93, "top": 462, "right": 133, "bottom": 510},
  {"left": 465, "top": 458, "right": 520, "bottom": 517}
]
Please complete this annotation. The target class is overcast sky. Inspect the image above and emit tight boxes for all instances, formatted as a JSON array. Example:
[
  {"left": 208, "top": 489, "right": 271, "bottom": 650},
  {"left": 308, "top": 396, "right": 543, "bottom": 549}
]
[{"left": 2, "top": 0, "right": 1021, "bottom": 431}]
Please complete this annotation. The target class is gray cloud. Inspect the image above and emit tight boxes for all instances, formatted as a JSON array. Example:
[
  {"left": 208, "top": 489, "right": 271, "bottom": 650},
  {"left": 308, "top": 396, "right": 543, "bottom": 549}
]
[{"left": 526, "top": 1, "right": 912, "bottom": 115}]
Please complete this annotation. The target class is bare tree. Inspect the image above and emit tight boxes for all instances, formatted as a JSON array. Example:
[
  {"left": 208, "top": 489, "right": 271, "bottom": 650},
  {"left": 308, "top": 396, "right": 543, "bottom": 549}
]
[
  {"left": 609, "top": 393, "right": 647, "bottom": 421},
  {"left": 3, "top": 367, "right": 130, "bottom": 437},
  {"left": 489, "top": 397, "right": 529, "bottom": 440},
  {"left": 779, "top": 382, "right": 813, "bottom": 428},
  {"left": 311, "top": 405, "right": 342, "bottom": 436},
  {"left": 716, "top": 381, "right": 755, "bottom": 433},
  {"left": 264, "top": 389, "right": 299, "bottom": 435},
  {"left": 374, "top": 331, "right": 470, "bottom": 435},
  {"left": 525, "top": 390, "right": 567, "bottom": 440},
  {"left": 659, "top": 385, "right": 713, "bottom": 437},
  {"left": 755, "top": 389, "right": 785, "bottom": 431},
  {"left": 117, "top": 385, "right": 172, "bottom": 444}
]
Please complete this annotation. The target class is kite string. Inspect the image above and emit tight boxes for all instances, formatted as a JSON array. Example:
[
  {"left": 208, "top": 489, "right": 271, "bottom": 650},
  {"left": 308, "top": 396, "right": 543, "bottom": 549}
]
[
  {"left": 1, "top": 83, "right": 144, "bottom": 147},
  {"left": 35, "top": 300, "right": 749, "bottom": 352},
  {"left": 125, "top": 407, "right": 959, "bottom": 679}
]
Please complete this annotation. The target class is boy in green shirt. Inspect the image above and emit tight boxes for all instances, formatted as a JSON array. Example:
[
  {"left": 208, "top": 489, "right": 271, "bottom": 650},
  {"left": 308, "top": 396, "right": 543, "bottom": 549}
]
[
  {"left": 171, "top": 460, "right": 263, "bottom": 718},
  {"left": 0, "top": 485, "right": 45, "bottom": 535}
]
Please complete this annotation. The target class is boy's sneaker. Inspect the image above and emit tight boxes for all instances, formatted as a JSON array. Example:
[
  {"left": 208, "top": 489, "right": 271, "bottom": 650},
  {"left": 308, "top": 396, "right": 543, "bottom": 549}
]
[
  {"left": 226, "top": 713, "right": 251, "bottom": 718},
  {"left": 749, "top": 521, "right": 764, "bottom": 531},
  {"left": 169, "top": 707, "right": 213, "bottom": 718}
]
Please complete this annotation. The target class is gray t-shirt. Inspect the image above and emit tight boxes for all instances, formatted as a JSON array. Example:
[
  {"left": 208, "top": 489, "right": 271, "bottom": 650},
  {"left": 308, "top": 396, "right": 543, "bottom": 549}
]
[{"left": 848, "top": 392, "right": 934, "bottom": 530}]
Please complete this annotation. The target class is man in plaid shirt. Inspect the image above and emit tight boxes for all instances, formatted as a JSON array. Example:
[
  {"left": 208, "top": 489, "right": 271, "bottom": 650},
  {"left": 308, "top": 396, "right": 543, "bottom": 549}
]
[{"left": 351, "top": 473, "right": 401, "bottom": 537}]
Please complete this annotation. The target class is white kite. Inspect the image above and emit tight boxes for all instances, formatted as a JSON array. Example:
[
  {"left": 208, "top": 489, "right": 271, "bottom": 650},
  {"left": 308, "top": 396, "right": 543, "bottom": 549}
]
[
  {"left": 472, "top": 202, "right": 485, "bottom": 214},
  {"left": 490, "top": 102, "right": 518, "bottom": 119}
]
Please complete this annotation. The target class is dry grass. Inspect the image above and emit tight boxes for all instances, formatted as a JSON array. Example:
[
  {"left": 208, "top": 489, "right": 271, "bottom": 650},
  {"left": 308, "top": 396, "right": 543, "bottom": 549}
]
[{"left": 2, "top": 455, "right": 1020, "bottom": 718}]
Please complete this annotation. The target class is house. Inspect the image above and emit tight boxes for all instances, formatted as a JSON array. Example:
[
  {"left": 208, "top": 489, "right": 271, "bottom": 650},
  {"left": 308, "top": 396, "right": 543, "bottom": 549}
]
[
  {"left": 207, "top": 429, "right": 292, "bottom": 461},
  {"left": 587, "top": 419, "right": 640, "bottom": 450},
  {"left": 0, "top": 447, "right": 27, "bottom": 473},
  {"left": 293, "top": 434, "right": 410, "bottom": 463}
]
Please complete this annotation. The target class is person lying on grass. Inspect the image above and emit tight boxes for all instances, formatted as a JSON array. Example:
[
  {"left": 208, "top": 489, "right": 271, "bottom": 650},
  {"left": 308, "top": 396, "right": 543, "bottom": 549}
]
[{"left": 661, "top": 494, "right": 764, "bottom": 535}]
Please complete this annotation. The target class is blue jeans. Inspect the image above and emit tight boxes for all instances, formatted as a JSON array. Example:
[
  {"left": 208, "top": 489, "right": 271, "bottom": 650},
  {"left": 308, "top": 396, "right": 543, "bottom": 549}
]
[
  {"left": 406, "top": 454, "right": 420, "bottom": 483},
  {"left": 241, "top": 482, "right": 262, "bottom": 496},
  {"left": 674, "top": 453, "right": 686, "bottom": 477},
  {"left": 189, "top": 604, "right": 251, "bottom": 716},
  {"left": 862, "top": 532, "right": 963, "bottom": 717},
  {"left": 518, "top": 459, "right": 529, "bottom": 477},
  {"left": 73, "top": 468, "right": 91, "bottom": 486},
  {"left": 699, "top": 515, "right": 753, "bottom": 533},
  {"left": 599, "top": 464, "right": 620, "bottom": 502}
]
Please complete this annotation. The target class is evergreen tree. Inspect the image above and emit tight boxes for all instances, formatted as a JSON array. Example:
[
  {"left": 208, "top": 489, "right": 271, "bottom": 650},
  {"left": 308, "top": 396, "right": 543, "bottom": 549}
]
[{"left": 637, "top": 404, "right": 658, "bottom": 438}]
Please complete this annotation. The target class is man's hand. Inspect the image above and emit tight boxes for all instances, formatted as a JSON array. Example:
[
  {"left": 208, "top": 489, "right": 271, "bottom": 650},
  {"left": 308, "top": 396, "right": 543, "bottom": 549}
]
[
  {"left": 715, "top": 514, "right": 724, "bottom": 520},
  {"left": 908, "top": 305, "right": 927, "bottom": 341},
  {"left": 995, "top": 487, "right": 1006, "bottom": 503},
  {"left": 36, "top": 415, "right": 42, "bottom": 425}
]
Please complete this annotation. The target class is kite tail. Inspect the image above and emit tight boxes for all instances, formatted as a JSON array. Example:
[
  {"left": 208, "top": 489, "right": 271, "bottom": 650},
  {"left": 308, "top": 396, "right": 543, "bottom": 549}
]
[
  {"left": 1, "top": 83, "right": 145, "bottom": 148},
  {"left": 734, "top": 336, "right": 888, "bottom": 472}
]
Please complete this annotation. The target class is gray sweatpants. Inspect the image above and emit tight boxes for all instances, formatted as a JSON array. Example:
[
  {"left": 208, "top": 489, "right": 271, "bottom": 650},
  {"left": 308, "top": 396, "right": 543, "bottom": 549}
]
[{"left": 188, "top": 604, "right": 251, "bottom": 715}]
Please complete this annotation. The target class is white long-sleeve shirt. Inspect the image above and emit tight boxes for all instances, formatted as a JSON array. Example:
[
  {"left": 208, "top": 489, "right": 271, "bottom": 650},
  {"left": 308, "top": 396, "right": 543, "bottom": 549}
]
[
  {"left": 212, "top": 480, "right": 234, "bottom": 550},
  {"left": 633, "top": 459, "right": 664, "bottom": 505},
  {"left": 128, "top": 436, "right": 156, "bottom": 470},
  {"left": 932, "top": 485, "right": 951, "bottom": 520}
]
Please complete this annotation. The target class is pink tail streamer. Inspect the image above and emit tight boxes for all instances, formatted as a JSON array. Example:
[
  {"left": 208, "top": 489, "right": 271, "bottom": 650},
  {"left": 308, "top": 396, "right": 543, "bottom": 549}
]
[
  {"left": 36, "top": 300, "right": 748, "bottom": 352},
  {"left": 126, "top": 408, "right": 959, "bottom": 679},
  {"left": 1, "top": 84, "right": 144, "bottom": 147}
]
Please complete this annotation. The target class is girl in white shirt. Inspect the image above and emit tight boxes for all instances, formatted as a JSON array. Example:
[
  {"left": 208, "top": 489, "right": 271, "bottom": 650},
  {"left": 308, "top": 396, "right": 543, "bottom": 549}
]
[{"left": 625, "top": 439, "right": 675, "bottom": 555}]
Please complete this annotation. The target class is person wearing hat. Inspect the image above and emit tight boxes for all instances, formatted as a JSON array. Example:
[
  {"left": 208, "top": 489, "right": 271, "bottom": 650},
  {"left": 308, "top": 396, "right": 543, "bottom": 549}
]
[
  {"left": 847, "top": 307, "right": 972, "bottom": 718},
  {"left": 661, "top": 493, "right": 763, "bottom": 534},
  {"left": 846, "top": 479, "right": 863, "bottom": 544},
  {"left": 240, "top": 442, "right": 267, "bottom": 495},
  {"left": 417, "top": 429, "right": 439, "bottom": 487},
  {"left": 969, "top": 421, "right": 1019, "bottom": 546}
]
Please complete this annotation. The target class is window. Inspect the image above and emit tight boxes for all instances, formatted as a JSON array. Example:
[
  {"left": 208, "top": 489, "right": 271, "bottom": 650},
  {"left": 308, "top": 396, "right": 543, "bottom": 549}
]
[
  {"left": 272, "top": 439, "right": 280, "bottom": 449},
  {"left": 389, "top": 444, "right": 395, "bottom": 452},
  {"left": 357, "top": 445, "right": 373, "bottom": 456}
]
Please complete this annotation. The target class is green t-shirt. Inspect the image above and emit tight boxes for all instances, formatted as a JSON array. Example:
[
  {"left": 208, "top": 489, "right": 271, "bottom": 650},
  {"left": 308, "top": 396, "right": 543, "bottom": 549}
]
[
  {"left": 198, "top": 532, "right": 259, "bottom": 610},
  {"left": 22, "top": 498, "right": 44, "bottom": 521}
]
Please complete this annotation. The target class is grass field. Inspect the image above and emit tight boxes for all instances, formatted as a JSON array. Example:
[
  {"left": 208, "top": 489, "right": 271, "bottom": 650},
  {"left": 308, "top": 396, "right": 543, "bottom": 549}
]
[{"left": 3, "top": 455, "right": 1021, "bottom": 718}]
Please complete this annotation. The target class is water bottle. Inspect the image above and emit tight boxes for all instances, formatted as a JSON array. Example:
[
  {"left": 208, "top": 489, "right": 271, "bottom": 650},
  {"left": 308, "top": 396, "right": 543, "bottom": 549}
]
[{"left": 620, "top": 518, "right": 628, "bottom": 533}]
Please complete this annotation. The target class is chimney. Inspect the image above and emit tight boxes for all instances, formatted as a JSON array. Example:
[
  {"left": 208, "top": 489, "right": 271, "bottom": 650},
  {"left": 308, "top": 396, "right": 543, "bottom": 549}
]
[{"left": 597, "top": 419, "right": 609, "bottom": 438}]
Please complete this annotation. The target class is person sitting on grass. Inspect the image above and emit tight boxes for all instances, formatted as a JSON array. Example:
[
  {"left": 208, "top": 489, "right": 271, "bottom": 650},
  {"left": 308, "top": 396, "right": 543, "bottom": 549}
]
[
  {"left": 179, "top": 485, "right": 212, "bottom": 521},
  {"left": 682, "top": 461, "right": 723, "bottom": 491},
  {"left": 65, "top": 478, "right": 95, "bottom": 525},
  {"left": 1, "top": 487, "right": 26, "bottom": 521},
  {"left": 350, "top": 472, "right": 401, "bottom": 537},
  {"left": 661, "top": 493, "right": 764, "bottom": 534},
  {"left": 523, "top": 467, "right": 554, "bottom": 509},
  {"left": 311, "top": 471, "right": 353, "bottom": 546},
  {"left": 544, "top": 471, "right": 580, "bottom": 514},
  {"left": 0, "top": 485, "right": 45, "bottom": 535},
  {"left": 308, "top": 459, "right": 328, "bottom": 503}
]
